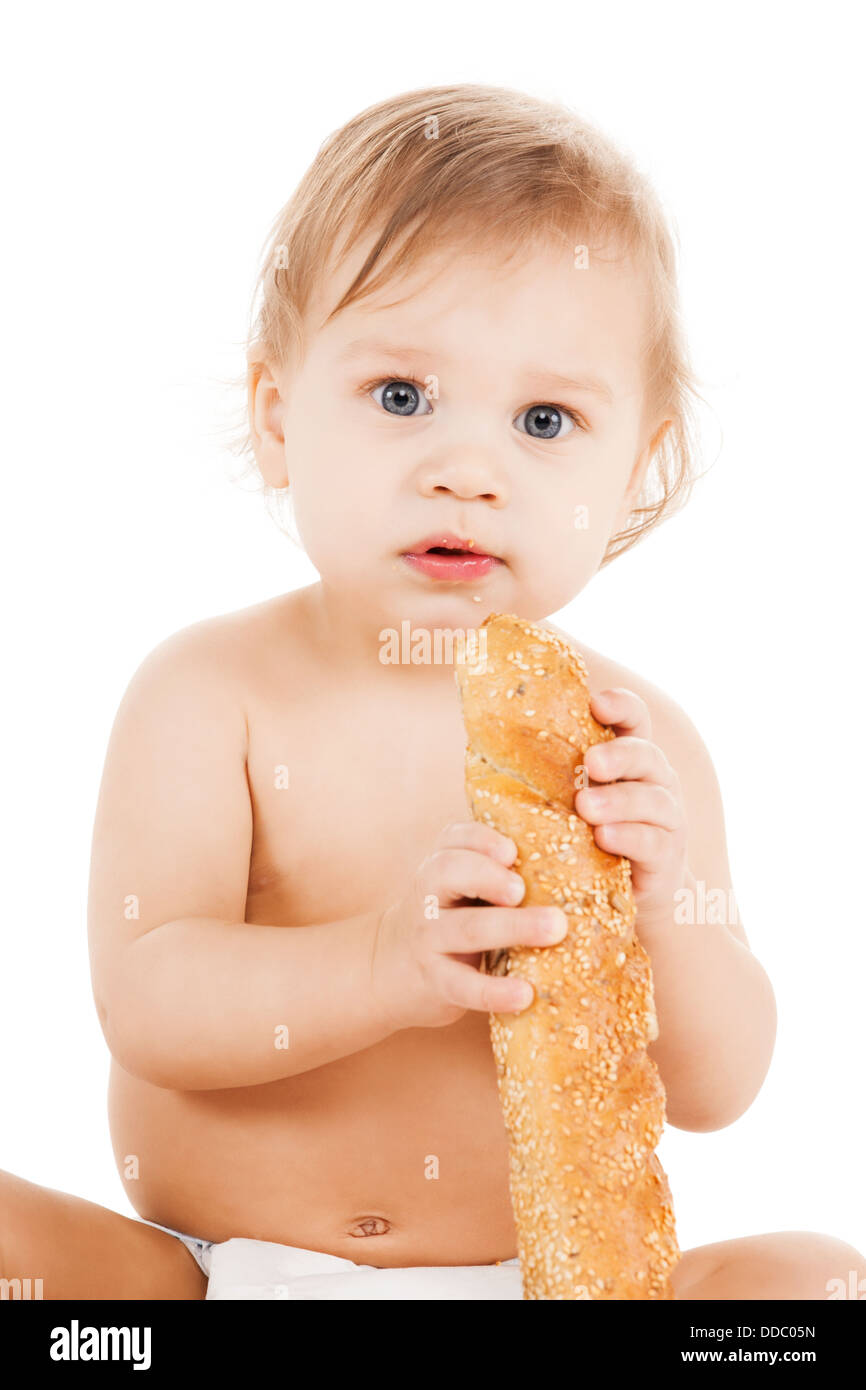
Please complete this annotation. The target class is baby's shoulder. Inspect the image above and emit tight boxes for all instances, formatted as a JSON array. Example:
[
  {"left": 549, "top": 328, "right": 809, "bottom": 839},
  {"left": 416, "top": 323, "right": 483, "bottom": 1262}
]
[
  {"left": 538, "top": 619, "right": 707, "bottom": 764},
  {"left": 124, "top": 590, "right": 308, "bottom": 713}
]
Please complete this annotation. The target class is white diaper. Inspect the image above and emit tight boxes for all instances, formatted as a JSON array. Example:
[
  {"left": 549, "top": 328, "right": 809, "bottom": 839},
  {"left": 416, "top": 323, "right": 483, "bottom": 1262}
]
[{"left": 143, "top": 1220, "right": 524, "bottom": 1300}]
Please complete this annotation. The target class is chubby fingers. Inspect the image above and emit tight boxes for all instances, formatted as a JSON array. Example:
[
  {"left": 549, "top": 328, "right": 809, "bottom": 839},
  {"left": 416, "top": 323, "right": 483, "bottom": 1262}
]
[
  {"left": 589, "top": 687, "right": 653, "bottom": 739},
  {"left": 576, "top": 735, "right": 679, "bottom": 824},
  {"left": 583, "top": 819, "right": 681, "bottom": 868},
  {"left": 576, "top": 738, "right": 683, "bottom": 863},
  {"left": 427, "top": 902, "right": 568, "bottom": 956},
  {"left": 576, "top": 777, "right": 681, "bottom": 832},
  {"left": 582, "top": 733, "right": 676, "bottom": 789},
  {"left": 430, "top": 905, "right": 568, "bottom": 1015},
  {"left": 434, "top": 819, "right": 518, "bottom": 866},
  {"left": 437, "top": 958, "right": 535, "bottom": 1016},
  {"left": 423, "top": 846, "right": 527, "bottom": 910},
  {"left": 574, "top": 701, "right": 686, "bottom": 873}
]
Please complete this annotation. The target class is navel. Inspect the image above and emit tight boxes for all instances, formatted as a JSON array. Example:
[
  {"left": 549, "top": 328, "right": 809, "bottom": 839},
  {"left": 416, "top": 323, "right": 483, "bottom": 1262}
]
[{"left": 347, "top": 1215, "right": 392, "bottom": 1238}]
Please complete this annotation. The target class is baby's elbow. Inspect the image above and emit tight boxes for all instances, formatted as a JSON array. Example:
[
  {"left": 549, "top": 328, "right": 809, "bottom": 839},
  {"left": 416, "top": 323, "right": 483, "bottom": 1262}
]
[
  {"left": 92, "top": 991, "right": 148, "bottom": 1083},
  {"left": 676, "top": 976, "right": 777, "bottom": 1132},
  {"left": 671, "top": 1094, "right": 753, "bottom": 1132},
  {"left": 92, "top": 981, "right": 133, "bottom": 1070},
  {"left": 91, "top": 974, "right": 178, "bottom": 1089},
  {"left": 668, "top": 1062, "right": 771, "bottom": 1132}
]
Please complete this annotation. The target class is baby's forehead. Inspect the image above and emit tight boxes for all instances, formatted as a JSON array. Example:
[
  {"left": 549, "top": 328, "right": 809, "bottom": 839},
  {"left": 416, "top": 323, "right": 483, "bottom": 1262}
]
[{"left": 312, "top": 234, "right": 650, "bottom": 390}]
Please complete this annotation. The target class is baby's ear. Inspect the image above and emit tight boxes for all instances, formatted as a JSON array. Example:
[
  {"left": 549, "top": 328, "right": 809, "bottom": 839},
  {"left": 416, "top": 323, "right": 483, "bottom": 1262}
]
[
  {"left": 649, "top": 417, "right": 673, "bottom": 452},
  {"left": 247, "top": 355, "right": 289, "bottom": 489},
  {"left": 618, "top": 418, "right": 673, "bottom": 521}
]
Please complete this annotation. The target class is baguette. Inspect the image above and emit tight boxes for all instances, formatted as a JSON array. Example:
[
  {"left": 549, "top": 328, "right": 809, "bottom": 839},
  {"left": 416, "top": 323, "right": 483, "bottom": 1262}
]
[{"left": 454, "top": 612, "right": 680, "bottom": 1300}]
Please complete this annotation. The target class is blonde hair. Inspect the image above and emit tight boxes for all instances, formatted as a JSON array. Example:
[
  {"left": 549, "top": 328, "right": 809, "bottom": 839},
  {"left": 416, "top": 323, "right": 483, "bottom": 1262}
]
[{"left": 222, "top": 82, "right": 711, "bottom": 565}]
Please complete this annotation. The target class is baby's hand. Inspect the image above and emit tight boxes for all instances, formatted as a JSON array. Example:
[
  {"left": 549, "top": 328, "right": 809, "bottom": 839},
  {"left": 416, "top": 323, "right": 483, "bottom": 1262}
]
[
  {"left": 575, "top": 688, "right": 687, "bottom": 924},
  {"left": 370, "top": 821, "right": 568, "bottom": 1031}
]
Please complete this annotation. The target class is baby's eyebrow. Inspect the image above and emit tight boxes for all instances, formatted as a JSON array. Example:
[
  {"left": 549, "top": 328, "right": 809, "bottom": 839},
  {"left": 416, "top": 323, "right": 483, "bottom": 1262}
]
[
  {"left": 336, "top": 336, "right": 615, "bottom": 406},
  {"left": 520, "top": 367, "right": 615, "bottom": 406},
  {"left": 337, "top": 337, "right": 431, "bottom": 366}
]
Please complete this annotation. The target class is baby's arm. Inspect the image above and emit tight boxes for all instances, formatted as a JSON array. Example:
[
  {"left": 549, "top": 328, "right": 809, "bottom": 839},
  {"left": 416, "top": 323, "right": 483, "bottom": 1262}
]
[
  {"left": 87, "top": 624, "right": 394, "bottom": 1090},
  {"left": 579, "top": 677, "right": 777, "bottom": 1132}
]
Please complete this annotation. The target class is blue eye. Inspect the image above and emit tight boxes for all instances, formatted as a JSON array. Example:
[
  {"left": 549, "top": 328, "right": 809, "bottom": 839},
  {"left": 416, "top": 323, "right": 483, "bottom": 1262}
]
[
  {"left": 514, "top": 404, "right": 576, "bottom": 440},
  {"left": 367, "top": 377, "right": 583, "bottom": 436},
  {"left": 370, "top": 379, "right": 433, "bottom": 417}
]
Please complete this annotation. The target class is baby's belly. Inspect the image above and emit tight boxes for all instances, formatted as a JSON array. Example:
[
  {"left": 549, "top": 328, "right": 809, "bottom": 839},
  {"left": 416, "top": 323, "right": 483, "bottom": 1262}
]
[{"left": 108, "top": 1011, "right": 519, "bottom": 1267}]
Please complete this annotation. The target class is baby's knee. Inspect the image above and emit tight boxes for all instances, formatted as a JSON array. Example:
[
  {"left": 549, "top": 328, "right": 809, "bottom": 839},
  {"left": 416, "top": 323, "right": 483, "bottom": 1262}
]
[
  {"left": 805, "top": 1233, "right": 866, "bottom": 1300},
  {"left": 677, "top": 1230, "right": 866, "bottom": 1300},
  {"left": 0, "top": 1168, "right": 35, "bottom": 1280},
  {"left": 764, "top": 1230, "right": 865, "bottom": 1299}
]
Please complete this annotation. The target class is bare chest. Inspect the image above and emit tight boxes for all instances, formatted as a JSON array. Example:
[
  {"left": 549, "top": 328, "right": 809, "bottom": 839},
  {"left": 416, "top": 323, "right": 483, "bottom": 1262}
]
[{"left": 242, "top": 676, "right": 473, "bottom": 927}]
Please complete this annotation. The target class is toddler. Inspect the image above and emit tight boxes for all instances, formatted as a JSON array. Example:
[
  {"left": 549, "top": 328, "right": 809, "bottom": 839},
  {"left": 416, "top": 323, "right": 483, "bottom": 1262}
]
[{"left": 3, "top": 83, "right": 863, "bottom": 1300}]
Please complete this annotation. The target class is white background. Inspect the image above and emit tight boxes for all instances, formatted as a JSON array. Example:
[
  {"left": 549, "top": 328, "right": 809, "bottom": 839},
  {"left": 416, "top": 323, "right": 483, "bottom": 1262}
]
[{"left": 2, "top": 0, "right": 863, "bottom": 1267}]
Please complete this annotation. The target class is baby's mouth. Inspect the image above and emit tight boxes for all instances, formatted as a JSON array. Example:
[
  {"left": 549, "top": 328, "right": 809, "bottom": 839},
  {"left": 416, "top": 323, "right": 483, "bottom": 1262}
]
[{"left": 400, "top": 544, "right": 503, "bottom": 582}]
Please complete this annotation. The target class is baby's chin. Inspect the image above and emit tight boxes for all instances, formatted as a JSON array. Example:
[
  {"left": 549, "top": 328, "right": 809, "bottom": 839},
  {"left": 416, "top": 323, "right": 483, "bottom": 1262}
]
[
  {"left": 385, "top": 593, "right": 499, "bottom": 635},
  {"left": 378, "top": 580, "right": 563, "bottom": 641},
  {"left": 373, "top": 551, "right": 582, "bottom": 626},
  {"left": 323, "top": 548, "right": 581, "bottom": 632}
]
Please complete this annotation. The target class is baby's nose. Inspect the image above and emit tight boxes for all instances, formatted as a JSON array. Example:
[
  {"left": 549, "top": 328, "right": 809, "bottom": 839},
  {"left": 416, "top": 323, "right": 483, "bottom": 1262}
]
[{"left": 422, "top": 454, "right": 510, "bottom": 506}]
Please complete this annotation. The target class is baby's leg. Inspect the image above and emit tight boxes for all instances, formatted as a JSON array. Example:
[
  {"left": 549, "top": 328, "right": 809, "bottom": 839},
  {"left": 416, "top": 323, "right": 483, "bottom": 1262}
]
[
  {"left": 0, "top": 1168, "right": 206, "bottom": 1299},
  {"left": 673, "top": 1231, "right": 866, "bottom": 1300}
]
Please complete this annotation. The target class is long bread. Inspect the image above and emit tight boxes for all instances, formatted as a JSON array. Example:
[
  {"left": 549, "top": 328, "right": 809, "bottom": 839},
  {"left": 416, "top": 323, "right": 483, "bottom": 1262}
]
[{"left": 454, "top": 612, "right": 680, "bottom": 1300}]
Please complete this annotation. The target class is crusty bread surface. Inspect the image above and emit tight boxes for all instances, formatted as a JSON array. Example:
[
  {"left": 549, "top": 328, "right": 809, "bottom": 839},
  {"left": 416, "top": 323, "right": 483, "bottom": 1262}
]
[{"left": 454, "top": 612, "right": 680, "bottom": 1300}]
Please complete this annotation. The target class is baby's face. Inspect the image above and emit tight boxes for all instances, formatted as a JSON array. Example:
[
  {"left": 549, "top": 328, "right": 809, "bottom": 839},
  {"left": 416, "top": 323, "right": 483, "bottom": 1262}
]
[{"left": 259, "top": 229, "right": 659, "bottom": 632}]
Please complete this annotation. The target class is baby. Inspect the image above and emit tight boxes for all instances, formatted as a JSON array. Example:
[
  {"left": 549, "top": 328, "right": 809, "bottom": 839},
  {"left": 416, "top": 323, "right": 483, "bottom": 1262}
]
[{"left": 3, "top": 83, "right": 863, "bottom": 1301}]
